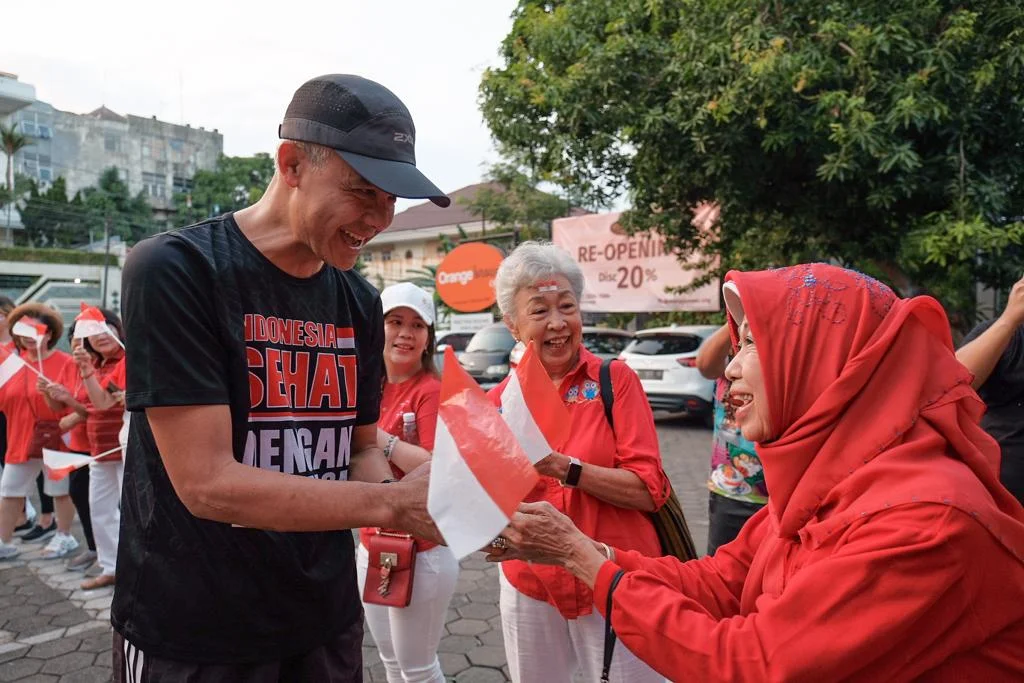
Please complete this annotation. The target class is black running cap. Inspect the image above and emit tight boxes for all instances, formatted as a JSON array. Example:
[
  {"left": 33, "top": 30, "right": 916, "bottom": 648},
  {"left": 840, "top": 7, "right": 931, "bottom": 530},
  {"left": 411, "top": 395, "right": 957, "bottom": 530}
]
[{"left": 278, "top": 74, "right": 450, "bottom": 208}]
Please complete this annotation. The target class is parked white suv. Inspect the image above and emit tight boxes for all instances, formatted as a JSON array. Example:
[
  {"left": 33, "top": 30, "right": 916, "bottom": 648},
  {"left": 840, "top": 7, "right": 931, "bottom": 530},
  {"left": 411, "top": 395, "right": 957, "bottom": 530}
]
[{"left": 619, "top": 325, "right": 719, "bottom": 424}]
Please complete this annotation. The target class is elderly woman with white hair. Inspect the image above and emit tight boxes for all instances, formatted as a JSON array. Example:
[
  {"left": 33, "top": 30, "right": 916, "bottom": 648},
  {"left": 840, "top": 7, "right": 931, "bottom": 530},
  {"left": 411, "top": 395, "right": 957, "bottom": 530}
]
[{"left": 487, "top": 241, "right": 669, "bottom": 683}]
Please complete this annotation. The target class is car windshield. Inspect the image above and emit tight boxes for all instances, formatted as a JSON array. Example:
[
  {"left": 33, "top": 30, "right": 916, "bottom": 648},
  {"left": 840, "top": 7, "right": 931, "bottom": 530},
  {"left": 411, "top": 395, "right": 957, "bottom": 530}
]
[
  {"left": 439, "top": 334, "right": 472, "bottom": 352},
  {"left": 624, "top": 334, "right": 702, "bottom": 356},
  {"left": 583, "top": 333, "right": 632, "bottom": 356},
  {"left": 465, "top": 327, "right": 516, "bottom": 353}
]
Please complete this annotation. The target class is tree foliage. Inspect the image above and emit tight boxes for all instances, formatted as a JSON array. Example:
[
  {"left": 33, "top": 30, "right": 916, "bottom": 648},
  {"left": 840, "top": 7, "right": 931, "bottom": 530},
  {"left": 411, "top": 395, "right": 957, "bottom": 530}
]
[
  {"left": 480, "top": 0, "right": 1024, "bottom": 327},
  {"left": 174, "top": 153, "right": 275, "bottom": 225}
]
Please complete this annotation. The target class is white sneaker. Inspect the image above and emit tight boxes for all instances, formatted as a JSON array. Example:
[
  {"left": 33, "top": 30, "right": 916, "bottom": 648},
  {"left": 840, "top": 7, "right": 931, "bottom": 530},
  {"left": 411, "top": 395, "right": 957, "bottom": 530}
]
[
  {"left": 0, "top": 540, "right": 21, "bottom": 561},
  {"left": 40, "top": 532, "right": 79, "bottom": 560}
]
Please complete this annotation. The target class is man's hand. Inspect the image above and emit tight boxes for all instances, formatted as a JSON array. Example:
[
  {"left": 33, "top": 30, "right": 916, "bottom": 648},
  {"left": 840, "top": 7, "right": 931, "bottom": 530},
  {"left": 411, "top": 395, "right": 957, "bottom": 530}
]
[
  {"left": 388, "top": 462, "right": 444, "bottom": 545},
  {"left": 999, "top": 274, "right": 1024, "bottom": 327}
]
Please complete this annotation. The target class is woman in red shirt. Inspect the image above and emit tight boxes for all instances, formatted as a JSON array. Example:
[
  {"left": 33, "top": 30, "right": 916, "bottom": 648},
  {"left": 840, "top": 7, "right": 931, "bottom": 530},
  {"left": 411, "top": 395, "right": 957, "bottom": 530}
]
[
  {"left": 356, "top": 282, "right": 458, "bottom": 683},
  {"left": 0, "top": 303, "right": 79, "bottom": 561},
  {"left": 488, "top": 242, "right": 668, "bottom": 683},
  {"left": 42, "top": 308, "right": 126, "bottom": 589},
  {"left": 493, "top": 264, "right": 1024, "bottom": 682}
]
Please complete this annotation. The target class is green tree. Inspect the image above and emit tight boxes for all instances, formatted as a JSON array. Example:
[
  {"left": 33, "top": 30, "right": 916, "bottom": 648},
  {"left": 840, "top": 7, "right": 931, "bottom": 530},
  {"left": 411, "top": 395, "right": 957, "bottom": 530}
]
[
  {"left": 174, "top": 153, "right": 275, "bottom": 224},
  {"left": 19, "top": 177, "right": 89, "bottom": 247},
  {"left": 480, "top": 1, "right": 1024, "bottom": 328},
  {"left": 460, "top": 162, "right": 579, "bottom": 245},
  {"left": 77, "top": 167, "right": 159, "bottom": 245},
  {"left": 1, "top": 123, "right": 29, "bottom": 193}
]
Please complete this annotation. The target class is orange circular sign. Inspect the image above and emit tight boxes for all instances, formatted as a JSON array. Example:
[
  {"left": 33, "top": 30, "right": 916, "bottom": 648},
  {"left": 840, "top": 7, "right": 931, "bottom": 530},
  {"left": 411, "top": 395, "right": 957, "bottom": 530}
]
[{"left": 435, "top": 243, "right": 504, "bottom": 313}]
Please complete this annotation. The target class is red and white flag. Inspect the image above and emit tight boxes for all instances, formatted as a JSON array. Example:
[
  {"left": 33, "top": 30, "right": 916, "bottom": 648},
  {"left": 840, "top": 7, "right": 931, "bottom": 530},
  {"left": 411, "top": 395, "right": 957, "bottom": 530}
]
[
  {"left": 499, "top": 341, "right": 572, "bottom": 464},
  {"left": 12, "top": 317, "right": 47, "bottom": 346},
  {"left": 42, "top": 448, "right": 95, "bottom": 480},
  {"left": 74, "top": 304, "right": 125, "bottom": 348},
  {"left": 0, "top": 346, "right": 29, "bottom": 390},
  {"left": 43, "top": 446, "right": 122, "bottom": 480},
  {"left": 428, "top": 347, "right": 540, "bottom": 559}
]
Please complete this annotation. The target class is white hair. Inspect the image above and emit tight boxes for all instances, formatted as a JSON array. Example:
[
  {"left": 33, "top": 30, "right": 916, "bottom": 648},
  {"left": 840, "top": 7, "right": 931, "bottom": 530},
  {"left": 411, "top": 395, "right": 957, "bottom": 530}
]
[{"left": 495, "top": 241, "right": 585, "bottom": 318}]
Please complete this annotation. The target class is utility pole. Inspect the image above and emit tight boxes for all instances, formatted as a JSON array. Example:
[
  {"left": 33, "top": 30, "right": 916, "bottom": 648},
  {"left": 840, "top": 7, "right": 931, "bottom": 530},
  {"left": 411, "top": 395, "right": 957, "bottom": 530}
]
[{"left": 100, "top": 213, "right": 111, "bottom": 308}]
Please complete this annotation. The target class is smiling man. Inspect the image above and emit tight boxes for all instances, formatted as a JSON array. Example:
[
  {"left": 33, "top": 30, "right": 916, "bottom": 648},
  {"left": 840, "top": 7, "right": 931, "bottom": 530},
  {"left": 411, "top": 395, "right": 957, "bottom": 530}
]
[{"left": 113, "top": 75, "right": 450, "bottom": 682}]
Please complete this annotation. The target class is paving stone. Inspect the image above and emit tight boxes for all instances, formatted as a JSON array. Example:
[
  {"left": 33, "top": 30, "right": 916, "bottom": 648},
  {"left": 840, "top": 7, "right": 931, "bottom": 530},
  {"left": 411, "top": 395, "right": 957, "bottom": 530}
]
[
  {"left": 460, "top": 554, "right": 491, "bottom": 571},
  {"left": 477, "top": 628, "right": 504, "bottom": 647},
  {"left": 445, "top": 608, "right": 460, "bottom": 624},
  {"left": 3, "top": 616, "right": 54, "bottom": 639},
  {"left": 0, "top": 633, "right": 11, "bottom": 646},
  {"left": 458, "top": 569, "right": 488, "bottom": 582},
  {"left": 76, "top": 632, "right": 111, "bottom": 654},
  {"left": 455, "top": 667, "right": 507, "bottom": 683},
  {"left": 0, "top": 657, "right": 43, "bottom": 681},
  {"left": 467, "top": 645, "right": 507, "bottom": 668},
  {"left": 16, "top": 674, "right": 59, "bottom": 682},
  {"left": 467, "top": 586, "right": 499, "bottom": 603},
  {"left": 486, "top": 615, "right": 502, "bottom": 629},
  {"left": 37, "top": 603, "right": 74, "bottom": 618},
  {"left": 439, "top": 651, "right": 470, "bottom": 676},
  {"left": 437, "top": 635, "right": 480, "bottom": 654},
  {"left": 0, "top": 585, "right": 16, "bottom": 598},
  {"left": 1, "top": 606, "right": 40, "bottom": 622},
  {"left": 39, "top": 651, "right": 95, "bottom": 675},
  {"left": 27, "top": 637, "right": 79, "bottom": 660},
  {"left": 25, "top": 593, "right": 65, "bottom": 608},
  {"left": 454, "top": 578, "right": 479, "bottom": 594},
  {"left": 53, "top": 668, "right": 111, "bottom": 683},
  {"left": 81, "top": 597, "right": 111, "bottom": 612},
  {"left": 446, "top": 619, "right": 489, "bottom": 636},
  {"left": 457, "top": 602, "right": 499, "bottom": 620},
  {"left": 48, "top": 613, "right": 90, "bottom": 629},
  {"left": 18, "top": 629, "right": 65, "bottom": 646},
  {"left": 0, "top": 646, "right": 29, "bottom": 665},
  {"left": 63, "top": 624, "right": 107, "bottom": 639}
]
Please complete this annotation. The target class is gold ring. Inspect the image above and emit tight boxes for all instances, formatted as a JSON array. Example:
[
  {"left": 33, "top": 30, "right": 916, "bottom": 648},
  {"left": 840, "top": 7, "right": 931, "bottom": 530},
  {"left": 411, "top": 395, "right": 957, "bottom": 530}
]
[{"left": 490, "top": 536, "right": 508, "bottom": 549}]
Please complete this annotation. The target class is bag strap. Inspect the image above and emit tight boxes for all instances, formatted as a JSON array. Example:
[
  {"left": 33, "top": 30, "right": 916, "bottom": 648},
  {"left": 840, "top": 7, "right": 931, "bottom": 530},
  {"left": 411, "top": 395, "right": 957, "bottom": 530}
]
[
  {"left": 599, "top": 358, "right": 615, "bottom": 431},
  {"left": 601, "top": 568, "right": 627, "bottom": 683}
]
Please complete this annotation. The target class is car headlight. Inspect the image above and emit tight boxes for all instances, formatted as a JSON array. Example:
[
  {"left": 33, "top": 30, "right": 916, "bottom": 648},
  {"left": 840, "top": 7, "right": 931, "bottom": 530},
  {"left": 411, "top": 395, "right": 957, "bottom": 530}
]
[{"left": 485, "top": 364, "right": 510, "bottom": 376}]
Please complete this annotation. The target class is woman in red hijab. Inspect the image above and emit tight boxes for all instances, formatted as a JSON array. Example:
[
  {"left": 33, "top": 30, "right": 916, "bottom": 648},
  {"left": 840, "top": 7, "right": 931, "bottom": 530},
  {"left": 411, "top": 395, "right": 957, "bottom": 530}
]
[{"left": 490, "top": 263, "right": 1024, "bottom": 681}]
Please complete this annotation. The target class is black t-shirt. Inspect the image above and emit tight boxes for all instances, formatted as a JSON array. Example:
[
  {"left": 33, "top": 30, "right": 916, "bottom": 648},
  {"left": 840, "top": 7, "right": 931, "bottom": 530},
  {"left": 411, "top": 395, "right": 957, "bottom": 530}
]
[
  {"left": 111, "top": 214, "right": 384, "bottom": 663},
  {"left": 962, "top": 319, "right": 1024, "bottom": 504}
]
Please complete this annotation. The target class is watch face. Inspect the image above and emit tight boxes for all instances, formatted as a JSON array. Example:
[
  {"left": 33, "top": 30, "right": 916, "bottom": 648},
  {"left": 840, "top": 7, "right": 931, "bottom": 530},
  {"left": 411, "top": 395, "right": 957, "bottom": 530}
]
[{"left": 565, "top": 459, "right": 583, "bottom": 487}]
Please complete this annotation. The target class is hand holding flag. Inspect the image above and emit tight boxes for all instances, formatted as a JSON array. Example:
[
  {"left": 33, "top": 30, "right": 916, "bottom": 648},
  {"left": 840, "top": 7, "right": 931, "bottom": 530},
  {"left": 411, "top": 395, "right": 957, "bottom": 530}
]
[
  {"left": 43, "top": 446, "right": 122, "bottom": 481},
  {"left": 499, "top": 340, "right": 572, "bottom": 464},
  {"left": 428, "top": 347, "right": 540, "bottom": 559}
]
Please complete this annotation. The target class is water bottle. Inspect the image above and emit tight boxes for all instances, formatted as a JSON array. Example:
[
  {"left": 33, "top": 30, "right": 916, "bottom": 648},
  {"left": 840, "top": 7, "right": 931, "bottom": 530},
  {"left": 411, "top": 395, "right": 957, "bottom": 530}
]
[{"left": 402, "top": 412, "right": 419, "bottom": 447}]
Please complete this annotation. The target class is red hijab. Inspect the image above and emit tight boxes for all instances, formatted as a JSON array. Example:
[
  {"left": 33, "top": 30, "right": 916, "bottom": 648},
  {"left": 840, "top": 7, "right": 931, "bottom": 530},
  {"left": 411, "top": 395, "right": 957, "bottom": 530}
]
[{"left": 724, "top": 264, "right": 1024, "bottom": 559}]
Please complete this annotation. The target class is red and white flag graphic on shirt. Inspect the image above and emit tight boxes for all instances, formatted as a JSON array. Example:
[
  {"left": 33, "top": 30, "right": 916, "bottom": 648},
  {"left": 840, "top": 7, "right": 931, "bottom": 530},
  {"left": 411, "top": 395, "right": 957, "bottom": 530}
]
[
  {"left": 428, "top": 346, "right": 540, "bottom": 559},
  {"left": 499, "top": 341, "right": 572, "bottom": 464},
  {"left": 0, "top": 346, "right": 29, "bottom": 390},
  {"left": 12, "top": 317, "right": 47, "bottom": 347}
]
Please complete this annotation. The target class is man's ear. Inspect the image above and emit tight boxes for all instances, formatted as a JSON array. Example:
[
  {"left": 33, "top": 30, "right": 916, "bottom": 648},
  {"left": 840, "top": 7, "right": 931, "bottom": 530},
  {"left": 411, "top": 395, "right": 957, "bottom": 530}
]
[{"left": 277, "top": 141, "right": 303, "bottom": 188}]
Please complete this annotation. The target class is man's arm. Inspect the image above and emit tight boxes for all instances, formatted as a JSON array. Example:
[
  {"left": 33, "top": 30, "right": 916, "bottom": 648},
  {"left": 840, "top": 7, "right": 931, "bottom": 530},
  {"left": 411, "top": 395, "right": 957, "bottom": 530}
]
[
  {"left": 956, "top": 274, "right": 1024, "bottom": 389},
  {"left": 695, "top": 324, "right": 732, "bottom": 380},
  {"left": 148, "top": 404, "right": 441, "bottom": 541}
]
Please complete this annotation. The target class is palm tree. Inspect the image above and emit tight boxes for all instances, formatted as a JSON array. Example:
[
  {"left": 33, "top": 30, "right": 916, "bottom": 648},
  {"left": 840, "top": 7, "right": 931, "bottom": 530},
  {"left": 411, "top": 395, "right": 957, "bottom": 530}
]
[{"left": 1, "top": 122, "right": 29, "bottom": 193}]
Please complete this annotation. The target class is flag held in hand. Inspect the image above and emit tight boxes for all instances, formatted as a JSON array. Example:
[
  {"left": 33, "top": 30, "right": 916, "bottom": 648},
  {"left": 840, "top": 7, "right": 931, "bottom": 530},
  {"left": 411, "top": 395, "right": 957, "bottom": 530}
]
[
  {"left": 499, "top": 340, "right": 572, "bottom": 463},
  {"left": 428, "top": 347, "right": 539, "bottom": 559},
  {"left": 0, "top": 346, "right": 30, "bottom": 390},
  {"left": 74, "top": 304, "right": 125, "bottom": 348},
  {"left": 12, "top": 317, "right": 47, "bottom": 346},
  {"left": 42, "top": 449, "right": 95, "bottom": 481}
]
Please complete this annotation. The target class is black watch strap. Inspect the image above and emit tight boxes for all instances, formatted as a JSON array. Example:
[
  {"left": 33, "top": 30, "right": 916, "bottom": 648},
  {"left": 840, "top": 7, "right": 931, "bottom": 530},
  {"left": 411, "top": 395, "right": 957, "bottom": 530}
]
[{"left": 564, "top": 457, "right": 583, "bottom": 487}]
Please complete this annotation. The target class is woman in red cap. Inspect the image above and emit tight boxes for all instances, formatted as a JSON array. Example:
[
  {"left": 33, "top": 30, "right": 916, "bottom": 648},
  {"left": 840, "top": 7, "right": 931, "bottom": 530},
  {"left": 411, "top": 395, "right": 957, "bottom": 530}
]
[{"left": 491, "top": 263, "right": 1024, "bottom": 681}]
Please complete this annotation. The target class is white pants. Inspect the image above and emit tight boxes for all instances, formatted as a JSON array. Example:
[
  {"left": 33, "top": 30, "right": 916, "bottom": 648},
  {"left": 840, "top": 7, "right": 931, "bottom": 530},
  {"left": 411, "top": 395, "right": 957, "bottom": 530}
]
[
  {"left": 498, "top": 565, "right": 664, "bottom": 683},
  {"left": 356, "top": 542, "right": 459, "bottom": 683},
  {"left": 89, "top": 459, "right": 123, "bottom": 576},
  {"left": 0, "top": 460, "right": 70, "bottom": 497}
]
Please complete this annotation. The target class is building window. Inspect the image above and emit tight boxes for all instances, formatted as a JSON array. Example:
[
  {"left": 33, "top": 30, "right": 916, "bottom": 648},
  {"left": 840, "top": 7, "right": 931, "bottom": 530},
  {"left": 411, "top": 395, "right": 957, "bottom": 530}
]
[
  {"left": 172, "top": 176, "right": 191, "bottom": 194},
  {"left": 169, "top": 139, "right": 185, "bottom": 152},
  {"left": 38, "top": 168, "right": 52, "bottom": 182},
  {"left": 363, "top": 251, "right": 375, "bottom": 262},
  {"left": 142, "top": 172, "right": 166, "bottom": 198},
  {"left": 20, "top": 120, "right": 37, "bottom": 136},
  {"left": 381, "top": 250, "right": 393, "bottom": 262},
  {"left": 142, "top": 141, "right": 151, "bottom": 157},
  {"left": 404, "top": 250, "right": 414, "bottom": 259},
  {"left": 36, "top": 125, "right": 52, "bottom": 139},
  {"left": 105, "top": 135, "right": 121, "bottom": 153}
]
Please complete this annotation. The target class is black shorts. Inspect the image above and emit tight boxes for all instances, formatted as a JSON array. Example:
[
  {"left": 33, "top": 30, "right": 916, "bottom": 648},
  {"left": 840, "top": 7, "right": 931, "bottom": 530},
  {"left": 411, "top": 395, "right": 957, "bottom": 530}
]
[{"left": 112, "top": 621, "right": 363, "bottom": 683}]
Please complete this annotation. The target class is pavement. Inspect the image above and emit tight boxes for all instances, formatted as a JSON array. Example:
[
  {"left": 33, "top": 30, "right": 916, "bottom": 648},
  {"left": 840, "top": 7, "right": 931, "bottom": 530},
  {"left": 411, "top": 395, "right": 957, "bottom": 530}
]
[{"left": 1, "top": 416, "right": 713, "bottom": 682}]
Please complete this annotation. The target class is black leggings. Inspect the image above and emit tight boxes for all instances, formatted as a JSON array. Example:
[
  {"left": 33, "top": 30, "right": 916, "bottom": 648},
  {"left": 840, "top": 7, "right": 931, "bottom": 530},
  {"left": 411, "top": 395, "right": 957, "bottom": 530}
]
[
  {"left": 36, "top": 473, "right": 54, "bottom": 515},
  {"left": 68, "top": 465, "right": 94, "bottom": 550}
]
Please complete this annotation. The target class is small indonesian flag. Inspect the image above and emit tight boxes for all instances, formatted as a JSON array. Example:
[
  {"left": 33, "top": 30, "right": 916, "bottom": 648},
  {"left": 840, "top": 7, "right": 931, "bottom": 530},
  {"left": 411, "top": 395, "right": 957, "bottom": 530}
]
[
  {"left": 42, "top": 448, "right": 94, "bottom": 481},
  {"left": 336, "top": 327, "right": 355, "bottom": 350},
  {"left": 428, "top": 347, "right": 539, "bottom": 559},
  {"left": 499, "top": 341, "right": 572, "bottom": 463},
  {"left": 0, "top": 346, "right": 29, "bottom": 390},
  {"left": 74, "top": 303, "right": 110, "bottom": 339},
  {"left": 12, "top": 317, "right": 47, "bottom": 346}
]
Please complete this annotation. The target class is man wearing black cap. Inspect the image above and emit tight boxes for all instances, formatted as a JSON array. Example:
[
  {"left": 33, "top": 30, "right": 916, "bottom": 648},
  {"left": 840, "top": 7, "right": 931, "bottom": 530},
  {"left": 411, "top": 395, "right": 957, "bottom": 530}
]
[{"left": 113, "top": 75, "right": 450, "bottom": 681}]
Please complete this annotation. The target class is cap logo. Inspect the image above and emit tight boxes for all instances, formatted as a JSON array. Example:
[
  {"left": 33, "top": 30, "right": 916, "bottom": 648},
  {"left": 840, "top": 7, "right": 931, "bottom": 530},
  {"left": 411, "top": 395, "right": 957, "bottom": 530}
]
[{"left": 393, "top": 132, "right": 414, "bottom": 145}]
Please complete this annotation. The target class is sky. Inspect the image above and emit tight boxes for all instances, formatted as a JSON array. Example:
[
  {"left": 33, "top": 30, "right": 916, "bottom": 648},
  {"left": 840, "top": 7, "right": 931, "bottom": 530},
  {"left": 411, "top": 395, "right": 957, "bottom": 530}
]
[{"left": 4, "top": 0, "right": 519, "bottom": 209}]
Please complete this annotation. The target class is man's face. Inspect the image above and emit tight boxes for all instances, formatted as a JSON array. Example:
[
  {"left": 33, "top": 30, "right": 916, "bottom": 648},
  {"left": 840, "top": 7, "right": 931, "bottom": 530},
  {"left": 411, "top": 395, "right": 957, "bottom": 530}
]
[{"left": 290, "top": 150, "right": 396, "bottom": 270}]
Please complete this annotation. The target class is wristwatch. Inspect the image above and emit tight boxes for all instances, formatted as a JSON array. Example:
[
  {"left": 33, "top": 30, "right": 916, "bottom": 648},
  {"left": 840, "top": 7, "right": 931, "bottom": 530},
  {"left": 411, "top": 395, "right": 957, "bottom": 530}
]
[{"left": 562, "top": 456, "right": 583, "bottom": 488}]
